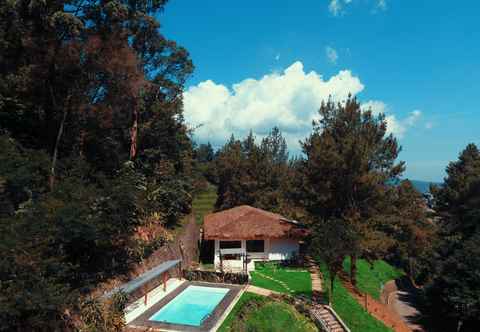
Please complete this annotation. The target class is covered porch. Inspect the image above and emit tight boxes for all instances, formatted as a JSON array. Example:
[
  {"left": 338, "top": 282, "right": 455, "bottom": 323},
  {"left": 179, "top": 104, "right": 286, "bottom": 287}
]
[{"left": 214, "top": 239, "right": 268, "bottom": 272}]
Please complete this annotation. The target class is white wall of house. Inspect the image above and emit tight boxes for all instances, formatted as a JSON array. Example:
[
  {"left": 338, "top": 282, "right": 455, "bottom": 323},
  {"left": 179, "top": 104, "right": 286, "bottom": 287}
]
[{"left": 213, "top": 238, "right": 299, "bottom": 271}]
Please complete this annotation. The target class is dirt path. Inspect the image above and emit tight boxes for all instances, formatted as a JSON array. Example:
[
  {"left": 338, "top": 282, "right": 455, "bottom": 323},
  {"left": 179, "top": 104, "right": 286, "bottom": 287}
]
[{"left": 342, "top": 278, "right": 413, "bottom": 332}]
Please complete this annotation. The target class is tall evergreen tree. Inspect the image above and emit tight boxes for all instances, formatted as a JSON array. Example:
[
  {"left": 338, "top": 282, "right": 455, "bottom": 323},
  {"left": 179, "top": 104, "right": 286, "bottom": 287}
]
[
  {"left": 214, "top": 128, "right": 292, "bottom": 213},
  {"left": 424, "top": 144, "right": 480, "bottom": 332},
  {"left": 0, "top": 1, "right": 194, "bottom": 329},
  {"left": 300, "top": 97, "right": 404, "bottom": 286}
]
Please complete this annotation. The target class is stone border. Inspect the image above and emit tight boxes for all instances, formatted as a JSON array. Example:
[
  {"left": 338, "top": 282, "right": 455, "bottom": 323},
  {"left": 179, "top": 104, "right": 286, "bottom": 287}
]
[{"left": 127, "top": 281, "right": 243, "bottom": 332}]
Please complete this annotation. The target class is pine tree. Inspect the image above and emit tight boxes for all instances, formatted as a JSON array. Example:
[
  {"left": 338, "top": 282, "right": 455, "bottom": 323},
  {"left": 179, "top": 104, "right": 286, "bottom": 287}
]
[
  {"left": 424, "top": 144, "right": 480, "bottom": 331},
  {"left": 300, "top": 97, "right": 404, "bottom": 286},
  {"left": 214, "top": 128, "right": 292, "bottom": 212}
]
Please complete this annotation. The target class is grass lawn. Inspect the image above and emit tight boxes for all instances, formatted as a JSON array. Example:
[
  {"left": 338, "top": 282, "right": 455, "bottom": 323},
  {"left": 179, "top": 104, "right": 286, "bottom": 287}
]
[
  {"left": 250, "top": 262, "right": 312, "bottom": 297},
  {"left": 318, "top": 261, "right": 393, "bottom": 332},
  {"left": 343, "top": 257, "right": 404, "bottom": 299},
  {"left": 192, "top": 186, "right": 217, "bottom": 225},
  {"left": 218, "top": 292, "right": 316, "bottom": 332},
  {"left": 218, "top": 292, "right": 266, "bottom": 332}
]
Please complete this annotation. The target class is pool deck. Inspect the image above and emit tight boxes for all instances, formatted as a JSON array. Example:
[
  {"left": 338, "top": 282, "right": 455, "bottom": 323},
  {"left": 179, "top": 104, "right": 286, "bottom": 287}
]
[
  {"left": 125, "top": 278, "right": 186, "bottom": 324},
  {"left": 126, "top": 281, "right": 244, "bottom": 332}
]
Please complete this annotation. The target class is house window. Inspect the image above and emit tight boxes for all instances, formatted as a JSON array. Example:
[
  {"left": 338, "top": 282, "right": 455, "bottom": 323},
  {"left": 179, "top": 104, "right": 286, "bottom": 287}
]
[
  {"left": 246, "top": 240, "right": 264, "bottom": 253},
  {"left": 219, "top": 240, "right": 241, "bottom": 249},
  {"left": 223, "top": 254, "right": 241, "bottom": 260}
]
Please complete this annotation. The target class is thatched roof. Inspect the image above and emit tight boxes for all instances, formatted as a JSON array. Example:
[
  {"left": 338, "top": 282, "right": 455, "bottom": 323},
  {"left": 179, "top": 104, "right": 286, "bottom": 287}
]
[{"left": 203, "top": 205, "right": 307, "bottom": 240}]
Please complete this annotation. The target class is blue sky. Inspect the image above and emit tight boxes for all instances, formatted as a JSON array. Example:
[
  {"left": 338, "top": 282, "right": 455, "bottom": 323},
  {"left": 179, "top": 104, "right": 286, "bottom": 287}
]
[{"left": 159, "top": 0, "right": 480, "bottom": 182}]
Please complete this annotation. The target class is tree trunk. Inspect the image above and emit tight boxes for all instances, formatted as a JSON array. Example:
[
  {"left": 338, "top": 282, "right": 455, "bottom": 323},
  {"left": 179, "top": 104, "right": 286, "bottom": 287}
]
[
  {"left": 330, "top": 274, "right": 335, "bottom": 306},
  {"left": 49, "top": 108, "right": 68, "bottom": 191},
  {"left": 130, "top": 106, "right": 138, "bottom": 160},
  {"left": 350, "top": 254, "right": 357, "bottom": 288},
  {"left": 48, "top": 87, "right": 69, "bottom": 191}
]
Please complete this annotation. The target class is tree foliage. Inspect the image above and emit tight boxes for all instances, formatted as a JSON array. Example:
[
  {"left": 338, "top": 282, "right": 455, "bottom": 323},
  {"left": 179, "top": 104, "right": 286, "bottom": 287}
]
[
  {"left": 0, "top": 0, "right": 194, "bottom": 330},
  {"left": 424, "top": 144, "right": 480, "bottom": 331},
  {"left": 214, "top": 127, "right": 291, "bottom": 213},
  {"left": 299, "top": 97, "right": 405, "bottom": 286}
]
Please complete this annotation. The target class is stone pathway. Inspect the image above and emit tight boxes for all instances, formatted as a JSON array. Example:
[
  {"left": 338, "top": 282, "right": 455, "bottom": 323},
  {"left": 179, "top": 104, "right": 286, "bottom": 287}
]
[
  {"left": 253, "top": 271, "right": 295, "bottom": 294},
  {"left": 311, "top": 305, "right": 349, "bottom": 332},
  {"left": 304, "top": 256, "right": 349, "bottom": 332},
  {"left": 305, "top": 256, "right": 323, "bottom": 295},
  {"left": 245, "top": 285, "right": 279, "bottom": 296}
]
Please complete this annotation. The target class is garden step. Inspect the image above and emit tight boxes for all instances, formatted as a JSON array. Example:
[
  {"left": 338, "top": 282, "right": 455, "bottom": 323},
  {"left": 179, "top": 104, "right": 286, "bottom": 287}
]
[{"left": 311, "top": 306, "right": 347, "bottom": 332}]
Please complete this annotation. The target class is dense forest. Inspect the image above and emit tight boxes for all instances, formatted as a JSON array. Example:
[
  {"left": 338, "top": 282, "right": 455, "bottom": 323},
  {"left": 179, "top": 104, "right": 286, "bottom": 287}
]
[
  {"left": 1, "top": 1, "right": 479, "bottom": 331},
  {"left": 0, "top": 0, "right": 197, "bottom": 330}
]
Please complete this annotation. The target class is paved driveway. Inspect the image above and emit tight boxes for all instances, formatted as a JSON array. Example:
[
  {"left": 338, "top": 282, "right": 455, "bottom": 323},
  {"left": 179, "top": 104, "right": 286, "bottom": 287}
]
[{"left": 385, "top": 279, "right": 424, "bottom": 332}]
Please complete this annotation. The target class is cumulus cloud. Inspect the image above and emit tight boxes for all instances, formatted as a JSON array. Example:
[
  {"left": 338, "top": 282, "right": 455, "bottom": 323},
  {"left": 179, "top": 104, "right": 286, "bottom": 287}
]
[
  {"left": 183, "top": 61, "right": 417, "bottom": 152},
  {"left": 361, "top": 101, "right": 421, "bottom": 138},
  {"left": 376, "top": 0, "right": 387, "bottom": 11},
  {"left": 329, "top": 0, "right": 388, "bottom": 16},
  {"left": 329, "top": 0, "right": 343, "bottom": 16},
  {"left": 325, "top": 46, "right": 339, "bottom": 64}
]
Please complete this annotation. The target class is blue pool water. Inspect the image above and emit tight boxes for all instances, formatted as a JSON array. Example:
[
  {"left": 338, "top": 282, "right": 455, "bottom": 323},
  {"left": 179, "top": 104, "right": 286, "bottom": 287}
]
[{"left": 149, "top": 285, "right": 230, "bottom": 326}]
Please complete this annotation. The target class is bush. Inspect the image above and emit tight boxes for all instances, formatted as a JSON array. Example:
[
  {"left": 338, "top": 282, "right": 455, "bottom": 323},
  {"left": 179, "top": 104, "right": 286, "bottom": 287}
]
[
  {"left": 183, "top": 270, "right": 249, "bottom": 284},
  {"left": 78, "top": 292, "right": 128, "bottom": 332}
]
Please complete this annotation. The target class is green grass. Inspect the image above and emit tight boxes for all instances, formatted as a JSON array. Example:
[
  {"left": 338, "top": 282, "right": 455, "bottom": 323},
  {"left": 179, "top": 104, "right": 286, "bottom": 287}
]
[
  {"left": 218, "top": 292, "right": 316, "bottom": 332},
  {"left": 218, "top": 292, "right": 267, "bottom": 332},
  {"left": 242, "top": 302, "right": 317, "bottom": 332},
  {"left": 250, "top": 262, "right": 312, "bottom": 297},
  {"left": 343, "top": 257, "right": 404, "bottom": 299},
  {"left": 192, "top": 186, "right": 217, "bottom": 225},
  {"left": 318, "top": 261, "right": 393, "bottom": 332}
]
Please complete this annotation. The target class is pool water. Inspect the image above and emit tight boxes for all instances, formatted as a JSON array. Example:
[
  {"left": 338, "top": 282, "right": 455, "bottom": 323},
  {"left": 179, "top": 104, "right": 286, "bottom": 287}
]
[{"left": 149, "top": 285, "right": 230, "bottom": 326}]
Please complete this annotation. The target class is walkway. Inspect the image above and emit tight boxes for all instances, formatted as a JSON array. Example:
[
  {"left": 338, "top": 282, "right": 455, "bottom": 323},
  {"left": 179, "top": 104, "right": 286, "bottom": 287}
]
[
  {"left": 305, "top": 256, "right": 323, "bottom": 295},
  {"left": 384, "top": 279, "right": 424, "bottom": 332},
  {"left": 311, "top": 305, "right": 349, "bottom": 332},
  {"left": 245, "top": 284, "right": 280, "bottom": 296},
  {"left": 305, "top": 256, "right": 349, "bottom": 332},
  {"left": 253, "top": 270, "right": 295, "bottom": 294}
]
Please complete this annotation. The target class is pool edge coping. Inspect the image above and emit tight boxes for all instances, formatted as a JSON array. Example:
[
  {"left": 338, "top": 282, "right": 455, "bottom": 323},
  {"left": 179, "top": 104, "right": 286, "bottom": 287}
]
[
  {"left": 127, "top": 281, "right": 245, "bottom": 332},
  {"left": 210, "top": 286, "right": 246, "bottom": 332}
]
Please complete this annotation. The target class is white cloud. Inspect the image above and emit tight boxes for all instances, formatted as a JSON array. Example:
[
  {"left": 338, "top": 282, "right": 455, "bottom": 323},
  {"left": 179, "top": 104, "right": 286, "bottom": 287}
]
[
  {"left": 362, "top": 101, "right": 422, "bottom": 138},
  {"left": 329, "top": 0, "right": 388, "bottom": 16},
  {"left": 329, "top": 0, "right": 343, "bottom": 16},
  {"left": 275, "top": 54, "right": 280, "bottom": 61},
  {"left": 325, "top": 46, "right": 339, "bottom": 64},
  {"left": 376, "top": 0, "right": 387, "bottom": 11},
  {"left": 184, "top": 62, "right": 416, "bottom": 152}
]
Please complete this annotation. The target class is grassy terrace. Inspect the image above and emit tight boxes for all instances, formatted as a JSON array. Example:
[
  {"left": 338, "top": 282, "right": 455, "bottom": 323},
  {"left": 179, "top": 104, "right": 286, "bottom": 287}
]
[
  {"left": 250, "top": 262, "right": 312, "bottom": 297},
  {"left": 318, "top": 260, "right": 393, "bottom": 332},
  {"left": 343, "top": 257, "right": 404, "bottom": 300},
  {"left": 219, "top": 292, "right": 316, "bottom": 332},
  {"left": 192, "top": 185, "right": 217, "bottom": 225}
]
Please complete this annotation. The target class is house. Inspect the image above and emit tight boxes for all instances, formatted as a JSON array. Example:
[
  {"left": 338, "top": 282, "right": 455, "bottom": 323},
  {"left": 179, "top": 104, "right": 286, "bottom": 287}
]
[{"left": 203, "top": 205, "right": 308, "bottom": 272}]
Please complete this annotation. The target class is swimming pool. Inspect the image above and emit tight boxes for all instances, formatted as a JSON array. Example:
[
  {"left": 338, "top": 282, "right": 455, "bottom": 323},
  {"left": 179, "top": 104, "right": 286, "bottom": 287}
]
[{"left": 149, "top": 285, "right": 230, "bottom": 326}]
